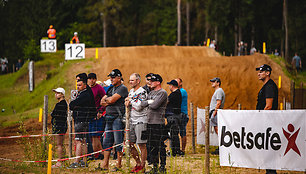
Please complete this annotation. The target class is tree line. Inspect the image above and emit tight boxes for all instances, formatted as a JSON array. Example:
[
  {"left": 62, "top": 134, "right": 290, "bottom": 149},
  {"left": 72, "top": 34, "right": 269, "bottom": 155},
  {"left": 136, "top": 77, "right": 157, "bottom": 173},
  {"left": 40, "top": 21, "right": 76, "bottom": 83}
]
[{"left": 0, "top": 0, "right": 305, "bottom": 70}]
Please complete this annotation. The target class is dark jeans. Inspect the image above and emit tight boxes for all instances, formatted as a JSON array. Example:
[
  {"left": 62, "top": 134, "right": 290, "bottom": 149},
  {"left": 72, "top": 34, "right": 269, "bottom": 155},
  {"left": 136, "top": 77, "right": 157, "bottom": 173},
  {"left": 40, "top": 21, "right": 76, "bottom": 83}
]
[
  {"left": 166, "top": 114, "right": 180, "bottom": 155},
  {"left": 147, "top": 124, "right": 166, "bottom": 167}
]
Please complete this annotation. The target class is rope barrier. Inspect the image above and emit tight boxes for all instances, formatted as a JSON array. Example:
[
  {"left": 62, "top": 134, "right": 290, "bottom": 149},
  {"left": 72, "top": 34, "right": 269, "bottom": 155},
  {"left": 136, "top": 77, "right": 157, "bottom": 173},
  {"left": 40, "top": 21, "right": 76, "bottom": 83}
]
[
  {"left": 0, "top": 129, "right": 128, "bottom": 139},
  {"left": 0, "top": 143, "right": 123, "bottom": 163}
]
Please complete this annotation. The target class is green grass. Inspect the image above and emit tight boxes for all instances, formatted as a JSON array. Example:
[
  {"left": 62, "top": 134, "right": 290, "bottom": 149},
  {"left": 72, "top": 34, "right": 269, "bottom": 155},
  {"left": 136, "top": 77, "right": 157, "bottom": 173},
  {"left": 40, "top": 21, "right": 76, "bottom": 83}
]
[
  {"left": 0, "top": 51, "right": 86, "bottom": 127},
  {"left": 268, "top": 54, "right": 306, "bottom": 86}
]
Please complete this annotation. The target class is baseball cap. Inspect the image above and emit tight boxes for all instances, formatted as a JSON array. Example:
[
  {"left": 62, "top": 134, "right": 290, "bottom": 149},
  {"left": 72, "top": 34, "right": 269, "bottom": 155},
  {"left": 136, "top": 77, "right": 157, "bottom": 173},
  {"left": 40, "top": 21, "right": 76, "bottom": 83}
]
[
  {"left": 256, "top": 64, "right": 272, "bottom": 72},
  {"left": 167, "top": 79, "right": 178, "bottom": 86},
  {"left": 150, "top": 74, "right": 163, "bottom": 83},
  {"left": 52, "top": 87, "right": 65, "bottom": 96},
  {"left": 146, "top": 73, "right": 154, "bottom": 78},
  {"left": 210, "top": 77, "right": 221, "bottom": 83},
  {"left": 88, "top": 73, "right": 97, "bottom": 79},
  {"left": 108, "top": 69, "right": 122, "bottom": 78}
]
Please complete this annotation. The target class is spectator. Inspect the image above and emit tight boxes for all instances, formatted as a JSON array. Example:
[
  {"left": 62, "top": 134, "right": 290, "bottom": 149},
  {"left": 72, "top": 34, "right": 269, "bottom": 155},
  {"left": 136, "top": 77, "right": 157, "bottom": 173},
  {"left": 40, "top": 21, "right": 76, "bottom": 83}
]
[
  {"left": 209, "top": 77, "right": 225, "bottom": 155},
  {"left": 143, "top": 73, "right": 153, "bottom": 94},
  {"left": 250, "top": 45, "right": 257, "bottom": 55},
  {"left": 15, "top": 59, "right": 23, "bottom": 71},
  {"left": 274, "top": 49, "right": 279, "bottom": 56},
  {"left": 292, "top": 53, "right": 302, "bottom": 72},
  {"left": 47, "top": 25, "right": 56, "bottom": 39},
  {"left": 50, "top": 87, "right": 67, "bottom": 168},
  {"left": 125, "top": 73, "right": 148, "bottom": 173},
  {"left": 166, "top": 80, "right": 182, "bottom": 157},
  {"left": 99, "top": 69, "right": 128, "bottom": 171},
  {"left": 87, "top": 73, "right": 106, "bottom": 160},
  {"left": 175, "top": 78, "right": 188, "bottom": 156},
  {"left": 255, "top": 64, "right": 278, "bottom": 174},
  {"left": 244, "top": 42, "right": 248, "bottom": 55},
  {"left": 141, "top": 74, "right": 168, "bottom": 173},
  {"left": 71, "top": 32, "right": 80, "bottom": 44},
  {"left": 68, "top": 74, "right": 96, "bottom": 168},
  {"left": 209, "top": 40, "right": 216, "bottom": 50},
  {"left": 1, "top": 61, "right": 8, "bottom": 74}
]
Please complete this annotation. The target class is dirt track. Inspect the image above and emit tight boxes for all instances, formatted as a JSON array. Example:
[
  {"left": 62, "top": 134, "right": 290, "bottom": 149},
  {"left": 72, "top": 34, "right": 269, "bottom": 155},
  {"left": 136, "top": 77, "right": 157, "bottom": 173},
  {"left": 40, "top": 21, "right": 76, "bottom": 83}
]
[{"left": 85, "top": 46, "right": 290, "bottom": 110}]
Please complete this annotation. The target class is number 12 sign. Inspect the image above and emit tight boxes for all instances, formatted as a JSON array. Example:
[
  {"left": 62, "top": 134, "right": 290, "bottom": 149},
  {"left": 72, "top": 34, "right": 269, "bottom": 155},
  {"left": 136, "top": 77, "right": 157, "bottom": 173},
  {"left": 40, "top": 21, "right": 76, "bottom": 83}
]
[{"left": 65, "top": 44, "right": 85, "bottom": 60}]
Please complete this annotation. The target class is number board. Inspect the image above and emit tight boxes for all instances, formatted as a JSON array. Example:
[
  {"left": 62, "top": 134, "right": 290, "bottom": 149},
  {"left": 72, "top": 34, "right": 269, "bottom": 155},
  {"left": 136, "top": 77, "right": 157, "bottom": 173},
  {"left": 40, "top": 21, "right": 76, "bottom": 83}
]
[
  {"left": 65, "top": 44, "right": 85, "bottom": 60},
  {"left": 41, "top": 39, "right": 57, "bottom": 52}
]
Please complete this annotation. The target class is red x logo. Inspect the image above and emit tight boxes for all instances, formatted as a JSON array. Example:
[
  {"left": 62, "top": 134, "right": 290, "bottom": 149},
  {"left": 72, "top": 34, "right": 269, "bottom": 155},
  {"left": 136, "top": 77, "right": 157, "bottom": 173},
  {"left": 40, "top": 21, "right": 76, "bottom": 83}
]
[{"left": 282, "top": 124, "right": 301, "bottom": 156}]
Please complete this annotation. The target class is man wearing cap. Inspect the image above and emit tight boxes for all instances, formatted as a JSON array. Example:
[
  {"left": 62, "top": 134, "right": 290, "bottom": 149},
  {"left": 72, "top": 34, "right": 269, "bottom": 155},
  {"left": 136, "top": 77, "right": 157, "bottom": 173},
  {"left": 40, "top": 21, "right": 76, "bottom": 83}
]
[
  {"left": 141, "top": 74, "right": 168, "bottom": 173},
  {"left": 87, "top": 73, "right": 106, "bottom": 160},
  {"left": 51, "top": 87, "right": 67, "bottom": 168},
  {"left": 166, "top": 79, "right": 182, "bottom": 157},
  {"left": 69, "top": 75, "right": 96, "bottom": 168},
  {"left": 255, "top": 64, "right": 278, "bottom": 174},
  {"left": 143, "top": 73, "right": 153, "bottom": 93},
  {"left": 100, "top": 69, "right": 128, "bottom": 171},
  {"left": 175, "top": 78, "right": 188, "bottom": 156},
  {"left": 125, "top": 73, "right": 148, "bottom": 173},
  {"left": 209, "top": 77, "right": 225, "bottom": 155}
]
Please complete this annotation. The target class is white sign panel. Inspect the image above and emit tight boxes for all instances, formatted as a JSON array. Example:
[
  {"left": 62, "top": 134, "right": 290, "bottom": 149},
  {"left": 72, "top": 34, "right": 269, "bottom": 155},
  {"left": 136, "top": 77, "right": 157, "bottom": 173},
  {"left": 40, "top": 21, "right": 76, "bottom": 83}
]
[
  {"left": 197, "top": 107, "right": 218, "bottom": 146},
  {"left": 65, "top": 44, "right": 85, "bottom": 60},
  {"left": 218, "top": 110, "right": 306, "bottom": 171},
  {"left": 41, "top": 39, "right": 57, "bottom": 52}
]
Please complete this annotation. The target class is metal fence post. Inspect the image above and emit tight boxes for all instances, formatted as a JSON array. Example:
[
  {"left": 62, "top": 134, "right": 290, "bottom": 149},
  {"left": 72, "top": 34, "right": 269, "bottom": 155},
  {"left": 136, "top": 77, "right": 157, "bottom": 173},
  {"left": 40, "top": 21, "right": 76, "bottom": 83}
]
[
  {"left": 204, "top": 106, "right": 210, "bottom": 174},
  {"left": 190, "top": 103, "right": 195, "bottom": 154}
]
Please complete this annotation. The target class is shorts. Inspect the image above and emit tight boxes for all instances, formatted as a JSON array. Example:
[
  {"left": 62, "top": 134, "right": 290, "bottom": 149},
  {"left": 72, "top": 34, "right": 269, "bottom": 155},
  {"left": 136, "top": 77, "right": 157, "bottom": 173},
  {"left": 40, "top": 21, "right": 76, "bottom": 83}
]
[
  {"left": 209, "top": 110, "right": 218, "bottom": 127},
  {"left": 52, "top": 124, "right": 67, "bottom": 134},
  {"left": 88, "top": 117, "right": 105, "bottom": 137},
  {"left": 130, "top": 123, "right": 147, "bottom": 144},
  {"left": 74, "top": 122, "right": 89, "bottom": 141},
  {"left": 179, "top": 113, "right": 189, "bottom": 137},
  {"left": 103, "top": 115, "right": 124, "bottom": 152}
]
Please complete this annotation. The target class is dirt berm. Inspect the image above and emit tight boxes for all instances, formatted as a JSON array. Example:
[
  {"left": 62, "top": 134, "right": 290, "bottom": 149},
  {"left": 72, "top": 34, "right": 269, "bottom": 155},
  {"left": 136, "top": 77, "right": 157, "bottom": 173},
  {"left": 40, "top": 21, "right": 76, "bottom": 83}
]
[{"left": 83, "top": 46, "right": 290, "bottom": 110}]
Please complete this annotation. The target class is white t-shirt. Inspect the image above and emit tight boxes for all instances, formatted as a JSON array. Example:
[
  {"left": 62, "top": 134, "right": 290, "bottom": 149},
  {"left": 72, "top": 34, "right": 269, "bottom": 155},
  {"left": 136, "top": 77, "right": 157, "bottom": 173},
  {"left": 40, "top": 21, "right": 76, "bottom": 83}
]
[{"left": 129, "top": 87, "right": 148, "bottom": 124}]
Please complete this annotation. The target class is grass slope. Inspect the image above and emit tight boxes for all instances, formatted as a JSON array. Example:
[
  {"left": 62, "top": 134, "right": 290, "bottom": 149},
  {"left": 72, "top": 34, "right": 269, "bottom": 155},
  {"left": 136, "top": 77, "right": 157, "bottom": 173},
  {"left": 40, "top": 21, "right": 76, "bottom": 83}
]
[{"left": 0, "top": 51, "right": 85, "bottom": 127}]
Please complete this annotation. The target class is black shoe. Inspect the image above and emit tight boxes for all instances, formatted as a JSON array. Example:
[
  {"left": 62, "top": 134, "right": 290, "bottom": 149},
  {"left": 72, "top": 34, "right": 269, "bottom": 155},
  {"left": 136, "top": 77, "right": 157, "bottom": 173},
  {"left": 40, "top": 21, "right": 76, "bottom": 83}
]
[
  {"left": 178, "top": 150, "right": 185, "bottom": 156},
  {"left": 211, "top": 148, "right": 219, "bottom": 155}
]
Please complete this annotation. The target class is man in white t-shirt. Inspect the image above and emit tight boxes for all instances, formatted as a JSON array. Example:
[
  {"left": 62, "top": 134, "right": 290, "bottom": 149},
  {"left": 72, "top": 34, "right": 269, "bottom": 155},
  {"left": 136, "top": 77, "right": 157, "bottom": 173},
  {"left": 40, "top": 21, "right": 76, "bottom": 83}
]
[
  {"left": 209, "top": 77, "right": 225, "bottom": 155},
  {"left": 125, "top": 73, "right": 148, "bottom": 173}
]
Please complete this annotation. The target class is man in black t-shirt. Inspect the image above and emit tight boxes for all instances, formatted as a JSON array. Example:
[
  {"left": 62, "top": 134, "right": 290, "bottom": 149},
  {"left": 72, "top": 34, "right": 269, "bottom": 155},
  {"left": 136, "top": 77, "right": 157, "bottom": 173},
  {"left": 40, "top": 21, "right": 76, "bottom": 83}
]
[
  {"left": 100, "top": 69, "right": 128, "bottom": 171},
  {"left": 256, "top": 64, "right": 278, "bottom": 174},
  {"left": 166, "top": 79, "right": 182, "bottom": 157}
]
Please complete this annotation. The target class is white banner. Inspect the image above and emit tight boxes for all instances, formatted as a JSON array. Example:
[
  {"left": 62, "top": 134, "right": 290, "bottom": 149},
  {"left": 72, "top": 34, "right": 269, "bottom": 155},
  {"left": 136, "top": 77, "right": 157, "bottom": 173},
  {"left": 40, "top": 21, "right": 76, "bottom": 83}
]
[
  {"left": 218, "top": 110, "right": 306, "bottom": 171},
  {"left": 65, "top": 44, "right": 85, "bottom": 60},
  {"left": 197, "top": 107, "right": 218, "bottom": 146}
]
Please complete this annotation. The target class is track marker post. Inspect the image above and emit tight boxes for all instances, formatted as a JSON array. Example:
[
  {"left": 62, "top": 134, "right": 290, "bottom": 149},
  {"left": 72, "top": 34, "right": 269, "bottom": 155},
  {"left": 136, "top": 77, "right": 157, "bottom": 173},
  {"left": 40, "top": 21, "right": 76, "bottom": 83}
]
[
  {"left": 47, "top": 144, "right": 52, "bottom": 174},
  {"left": 39, "top": 108, "right": 43, "bottom": 122},
  {"left": 204, "top": 106, "right": 210, "bottom": 174},
  {"left": 95, "top": 48, "right": 98, "bottom": 59}
]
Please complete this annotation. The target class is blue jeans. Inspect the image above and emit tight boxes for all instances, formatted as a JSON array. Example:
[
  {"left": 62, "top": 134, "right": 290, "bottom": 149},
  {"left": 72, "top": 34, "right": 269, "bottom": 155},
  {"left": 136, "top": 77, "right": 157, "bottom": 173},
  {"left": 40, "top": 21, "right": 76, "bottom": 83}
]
[{"left": 103, "top": 115, "right": 124, "bottom": 152}]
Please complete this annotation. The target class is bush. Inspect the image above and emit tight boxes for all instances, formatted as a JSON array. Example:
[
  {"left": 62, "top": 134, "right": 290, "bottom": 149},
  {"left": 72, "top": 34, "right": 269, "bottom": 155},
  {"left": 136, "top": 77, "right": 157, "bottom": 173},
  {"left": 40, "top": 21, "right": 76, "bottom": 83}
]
[{"left": 23, "top": 39, "right": 41, "bottom": 61}]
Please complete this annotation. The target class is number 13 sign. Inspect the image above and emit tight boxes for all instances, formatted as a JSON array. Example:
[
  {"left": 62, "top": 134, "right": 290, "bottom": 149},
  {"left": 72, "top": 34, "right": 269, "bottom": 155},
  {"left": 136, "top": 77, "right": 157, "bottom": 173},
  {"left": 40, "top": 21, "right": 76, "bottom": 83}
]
[{"left": 65, "top": 44, "right": 85, "bottom": 60}]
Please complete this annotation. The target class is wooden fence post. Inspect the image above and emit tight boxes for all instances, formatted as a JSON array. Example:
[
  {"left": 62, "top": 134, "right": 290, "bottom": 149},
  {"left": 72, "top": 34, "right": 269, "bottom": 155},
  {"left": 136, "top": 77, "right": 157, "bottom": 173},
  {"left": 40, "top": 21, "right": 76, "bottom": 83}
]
[
  {"left": 125, "top": 105, "right": 131, "bottom": 171},
  {"left": 204, "top": 106, "right": 210, "bottom": 174},
  {"left": 43, "top": 95, "right": 48, "bottom": 162},
  {"left": 238, "top": 104, "right": 241, "bottom": 110},
  {"left": 190, "top": 103, "right": 195, "bottom": 154},
  {"left": 68, "top": 110, "right": 73, "bottom": 158}
]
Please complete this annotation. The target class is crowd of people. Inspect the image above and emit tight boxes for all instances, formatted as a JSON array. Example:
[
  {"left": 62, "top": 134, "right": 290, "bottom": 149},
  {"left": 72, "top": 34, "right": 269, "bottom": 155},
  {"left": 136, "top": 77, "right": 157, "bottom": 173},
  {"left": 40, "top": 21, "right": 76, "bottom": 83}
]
[{"left": 50, "top": 69, "right": 190, "bottom": 173}]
